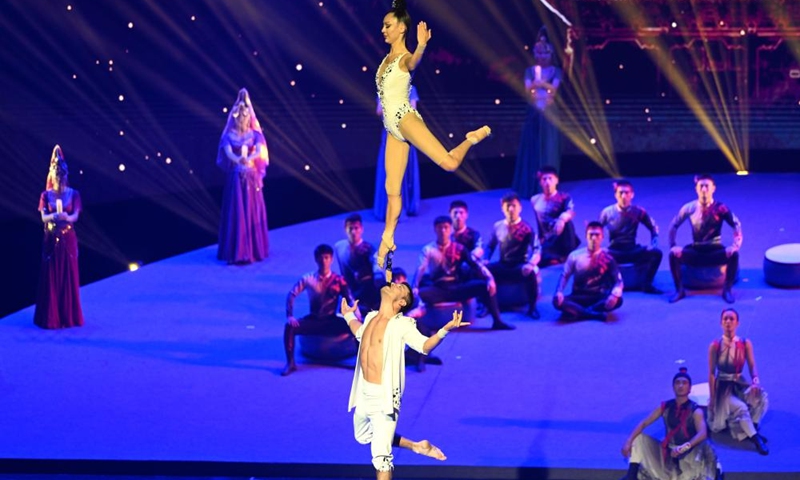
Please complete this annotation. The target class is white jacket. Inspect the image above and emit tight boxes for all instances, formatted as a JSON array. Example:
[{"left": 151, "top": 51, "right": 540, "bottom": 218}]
[{"left": 348, "top": 311, "right": 428, "bottom": 414}]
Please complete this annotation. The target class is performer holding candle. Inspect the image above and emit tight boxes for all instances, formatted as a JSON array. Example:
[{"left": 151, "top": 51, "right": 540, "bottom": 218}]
[
  {"left": 512, "top": 27, "right": 563, "bottom": 199},
  {"left": 34, "top": 145, "right": 85, "bottom": 329},
  {"left": 216, "top": 88, "right": 270, "bottom": 264}
]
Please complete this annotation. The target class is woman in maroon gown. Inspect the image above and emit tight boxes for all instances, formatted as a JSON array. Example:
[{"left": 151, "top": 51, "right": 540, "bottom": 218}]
[
  {"left": 34, "top": 145, "right": 85, "bottom": 329},
  {"left": 217, "top": 88, "right": 270, "bottom": 264}
]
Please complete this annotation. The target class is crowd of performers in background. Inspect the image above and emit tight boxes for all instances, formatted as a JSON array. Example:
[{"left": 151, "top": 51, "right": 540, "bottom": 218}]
[
  {"left": 275, "top": 167, "right": 760, "bottom": 479},
  {"left": 30, "top": 4, "right": 768, "bottom": 478},
  {"left": 29, "top": 145, "right": 770, "bottom": 478},
  {"left": 276, "top": 167, "right": 745, "bottom": 341}
]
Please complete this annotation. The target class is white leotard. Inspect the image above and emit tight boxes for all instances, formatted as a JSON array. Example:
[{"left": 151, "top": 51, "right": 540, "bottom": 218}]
[{"left": 376, "top": 53, "right": 423, "bottom": 142}]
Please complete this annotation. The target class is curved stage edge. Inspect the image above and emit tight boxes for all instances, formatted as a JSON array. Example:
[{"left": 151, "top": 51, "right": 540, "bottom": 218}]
[{"left": 1, "top": 174, "right": 798, "bottom": 480}]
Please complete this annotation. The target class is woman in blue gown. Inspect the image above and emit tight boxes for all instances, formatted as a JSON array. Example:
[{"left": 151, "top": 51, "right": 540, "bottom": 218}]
[{"left": 512, "top": 28, "right": 563, "bottom": 199}]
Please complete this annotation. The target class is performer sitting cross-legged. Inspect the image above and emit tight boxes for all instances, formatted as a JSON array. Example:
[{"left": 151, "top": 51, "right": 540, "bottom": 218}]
[{"left": 553, "top": 221, "right": 623, "bottom": 321}]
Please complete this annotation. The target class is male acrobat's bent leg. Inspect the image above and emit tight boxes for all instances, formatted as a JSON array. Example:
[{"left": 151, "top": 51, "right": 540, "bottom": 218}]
[
  {"left": 353, "top": 381, "right": 446, "bottom": 478},
  {"left": 353, "top": 381, "right": 399, "bottom": 475}
]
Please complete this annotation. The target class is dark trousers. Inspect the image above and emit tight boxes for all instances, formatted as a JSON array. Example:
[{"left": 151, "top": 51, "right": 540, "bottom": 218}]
[
  {"left": 609, "top": 244, "right": 663, "bottom": 288},
  {"left": 554, "top": 292, "right": 623, "bottom": 319},
  {"left": 487, "top": 262, "right": 538, "bottom": 309},
  {"left": 283, "top": 314, "right": 351, "bottom": 364},
  {"left": 669, "top": 244, "right": 739, "bottom": 291},
  {"left": 539, "top": 221, "right": 581, "bottom": 267},
  {"left": 419, "top": 278, "right": 503, "bottom": 324}
]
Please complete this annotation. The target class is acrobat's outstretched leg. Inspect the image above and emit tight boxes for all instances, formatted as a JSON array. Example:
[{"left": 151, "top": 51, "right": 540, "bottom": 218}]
[
  {"left": 376, "top": 116, "right": 492, "bottom": 269},
  {"left": 399, "top": 114, "right": 491, "bottom": 172}
]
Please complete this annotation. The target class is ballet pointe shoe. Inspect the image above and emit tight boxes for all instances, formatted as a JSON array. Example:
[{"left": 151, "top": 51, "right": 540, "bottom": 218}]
[
  {"left": 466, "top": 125, "right": 492, "bottom": 145},
  {"left": 376, "top": 233, "right": 396, "bottom": 270}
]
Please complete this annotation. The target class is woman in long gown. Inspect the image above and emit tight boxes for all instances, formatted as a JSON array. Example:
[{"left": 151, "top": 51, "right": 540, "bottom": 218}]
[
  {"left": 375, "top": 0, "right": 492, "bottom": 272},
  {"left": 34, "top": 145, "right": 85, "bottom": 329},
  {"left": 373, "top": 85, "right": 421, "bottom": 221},
  {"left": 512, "top": 28, "right": 563, "bottom": 199},
  {"left": 217, "top": 88, "right": 270, "bottom": 264}
]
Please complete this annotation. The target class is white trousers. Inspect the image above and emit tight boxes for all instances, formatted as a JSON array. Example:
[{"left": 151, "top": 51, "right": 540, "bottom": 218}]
[
  {"left": 353, "top": 380, "right": 398, "bottom": 472},
  {"left": 630, "top": 434, "right": 718, "bottom": 480}
]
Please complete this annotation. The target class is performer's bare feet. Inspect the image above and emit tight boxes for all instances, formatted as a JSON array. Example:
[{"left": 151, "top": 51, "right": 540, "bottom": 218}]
[
  {"left": 411, "top": 440, "right": 446, "bottom": 460},
  {"left": 465, "top": 125, "right": 491, "bottom": 145},
  {"left": 377, "top": 232, "right": 396, "bottom": 269}
]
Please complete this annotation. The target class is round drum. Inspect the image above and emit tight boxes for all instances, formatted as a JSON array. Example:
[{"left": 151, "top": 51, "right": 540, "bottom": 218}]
[
  {"left": 764, "top": 243, "right": 800, "bottom": 288},
  {"left": 618, "top": 263, "right": 647, "bottom": 291},
  {"left": 681, "top": 264, "right": 727, "bottom": 290}
]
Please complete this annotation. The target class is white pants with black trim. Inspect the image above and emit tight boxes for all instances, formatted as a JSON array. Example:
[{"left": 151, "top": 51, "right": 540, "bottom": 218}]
[{"left": 353, "top": 380, "right": 398, "bottom": 472}]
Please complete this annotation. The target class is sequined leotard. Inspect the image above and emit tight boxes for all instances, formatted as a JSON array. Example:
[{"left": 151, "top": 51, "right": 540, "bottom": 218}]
[{"left": 376, "top": 53, "right": 423, "bottom": 142}]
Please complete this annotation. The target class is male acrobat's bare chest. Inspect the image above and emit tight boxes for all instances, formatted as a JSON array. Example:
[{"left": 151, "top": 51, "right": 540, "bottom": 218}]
[{"left": 363, "top": 318, "right": 389, "bottom": 351}]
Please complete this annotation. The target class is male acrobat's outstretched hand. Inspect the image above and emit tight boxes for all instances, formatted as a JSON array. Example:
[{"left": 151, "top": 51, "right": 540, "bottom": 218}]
[
  {"left": 340, "top": 298, "right": 359, "bottom": 317},
  {"left": 442, "top": 310, "right": 469, "bottom": 332}
]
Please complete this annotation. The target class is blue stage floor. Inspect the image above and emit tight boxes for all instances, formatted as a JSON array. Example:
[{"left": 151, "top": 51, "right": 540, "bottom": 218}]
[{"left": 1, "top": 174, "right": 798, "bottom": 479}]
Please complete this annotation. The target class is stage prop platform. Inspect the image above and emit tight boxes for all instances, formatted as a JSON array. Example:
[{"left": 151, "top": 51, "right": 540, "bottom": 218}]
[{"left": 1, "top": 174, "right": 799, "bottom": 480}]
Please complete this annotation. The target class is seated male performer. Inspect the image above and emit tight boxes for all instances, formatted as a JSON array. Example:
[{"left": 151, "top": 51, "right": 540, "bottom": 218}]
[
  {"left": 334, "top": 213, "right": 382, "bottom": 315},
  {"left": 668, "top": 174, "right": 742, "bottom": 304},
  {"left": 554, "top": 221, "right": 623, "bottom": 321},
  {"left": 451, "top": 199, "right": 489, "bottom": 317},
  {"left": 621, "top": 368, "right": 721, "bottom": 480},
  {"left": 413, "top": 216, "right": 514, "bottom": 330},
  {"left": 485, "top": 192, "right": 541, "bottom": 319},
  {"left": 530, "top": 166, "right": 580, "bottom": 267},
  {"left": 449, "top": 199, "right": 484, "bottom": 260},
  {"left": 598, "top": 179, "right": 663, "bottom": 294},
  {"left": 392, "top": 267, "right": 442, "bottom": 372},
  {"left": 282, "top": 244, "right": 356, "bottom": 376}
]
